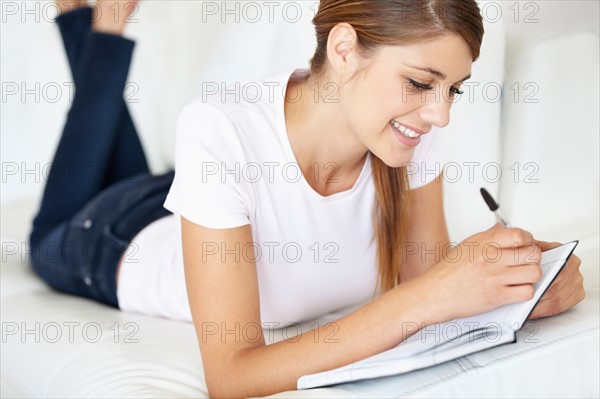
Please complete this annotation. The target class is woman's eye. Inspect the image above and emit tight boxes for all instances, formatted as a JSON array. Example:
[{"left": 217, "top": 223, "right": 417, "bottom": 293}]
[
  {"left": 450, "top": 86, "right": 464, "bottom": 96},
  {"left": 407, "top": 78, "right": 434, "bottom": 91},
  {"left": 407, "top": 79, "right": 465, "bottom": 98}
]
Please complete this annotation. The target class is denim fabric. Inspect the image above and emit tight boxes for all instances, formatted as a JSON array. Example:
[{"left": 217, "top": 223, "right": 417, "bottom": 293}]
[
  {"left": 30, "top": 172, "right": 174, "bottom": 308},
  {"left": 28, "top": 7, "right": 173, "bottom": 308}
]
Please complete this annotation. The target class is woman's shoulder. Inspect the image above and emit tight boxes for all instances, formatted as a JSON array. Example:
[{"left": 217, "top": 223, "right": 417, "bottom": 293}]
[
  {"left": 174, "top": 99, "right": 248, "bottom": 163},
  {"left": 176, "top": 86, "right": 281, "bottom": 142},
  {"left": 175, "top": 68, "right": 302, "bottom": 153},
  {"left": 177, "top": 99, "right": 235, "bottom": 129},
  {"left": 178, "top": 91, "right": 274, "bottom": 134},
  {"left": 183, "top": 68, "right": 302, "bottom": 124}
]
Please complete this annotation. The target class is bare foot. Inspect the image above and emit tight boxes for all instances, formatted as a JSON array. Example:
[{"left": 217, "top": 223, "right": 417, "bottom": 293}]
[
  {"left": 92, "top": 0, "right": 140, "bottom": 36},
  {"left": 55, "top": 0, "right": 87, "bottom": 15}
]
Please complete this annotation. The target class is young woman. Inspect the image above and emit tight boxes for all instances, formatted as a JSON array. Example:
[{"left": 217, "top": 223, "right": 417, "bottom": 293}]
[{"left": 30, "top": 0, "right": 585, "bottom": 397}]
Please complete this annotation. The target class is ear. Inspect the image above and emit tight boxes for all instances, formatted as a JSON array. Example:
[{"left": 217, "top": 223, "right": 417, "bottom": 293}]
[{"left": 326, "top": 22, "right": 359, "bottom": 76}]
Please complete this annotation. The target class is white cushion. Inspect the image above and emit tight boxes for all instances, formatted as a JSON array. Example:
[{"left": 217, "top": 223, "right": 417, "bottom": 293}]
[
  {"left": 1, "top": 200, "right": 598, "bottom": 398},
  {"left": 499, "top": 32, "right": 600, "bottom": 239}
]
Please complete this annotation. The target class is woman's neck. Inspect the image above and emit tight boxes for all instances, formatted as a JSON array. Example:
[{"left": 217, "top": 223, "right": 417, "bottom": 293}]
[{"left": 283, "top": 70, "right": 370, "bottom": 196}]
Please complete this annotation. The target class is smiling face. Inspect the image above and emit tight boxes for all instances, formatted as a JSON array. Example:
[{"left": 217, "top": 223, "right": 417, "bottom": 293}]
[{"left": 337, "top": 33, "right": 474, "bottom": 167}]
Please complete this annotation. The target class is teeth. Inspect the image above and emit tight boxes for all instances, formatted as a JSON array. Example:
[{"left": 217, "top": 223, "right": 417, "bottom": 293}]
[{"left": 392, "top": 121, "right": 420, "bottom": 138}]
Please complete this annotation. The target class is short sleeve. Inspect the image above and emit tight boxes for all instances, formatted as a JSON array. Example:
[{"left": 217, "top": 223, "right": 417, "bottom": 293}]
[
  {"left": 163, "top": 101, "right": 251, "bottom": 229},
  {"left": 407, "top": 126, "right": 447, "bottom": 190}
]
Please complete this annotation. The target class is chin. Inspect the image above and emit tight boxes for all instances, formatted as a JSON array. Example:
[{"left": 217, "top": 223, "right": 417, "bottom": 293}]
[
  {"left": 373, "top": 152, "right": 415, "bottom": 169},
  {"left": 370, "top": 128, "right": 417, "bottom": 168},
  {"left": 373, "top": 143, "right": 415, "bottom": 168}
]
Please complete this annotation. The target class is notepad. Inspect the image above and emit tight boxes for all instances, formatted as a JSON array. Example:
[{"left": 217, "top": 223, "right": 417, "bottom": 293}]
[{"left": 297, "top": 240, "right": 579, "bottom": 390}]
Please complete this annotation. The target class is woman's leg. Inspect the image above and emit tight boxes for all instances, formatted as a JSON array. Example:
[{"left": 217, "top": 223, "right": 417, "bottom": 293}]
[
  {"left": 54, "top": 4, "right": 91, "bottom": 77},
  {"left": 55, "top": 3, "right": 149, "bottom": 189},
  {"left": 28, "top": 1, "right": 174, "bottom": 309},
  {"left": 91, "top": 0, "right": 150, "bottom": 186},
  {"left": 31, "top": 3, "right": 146, "bottom": 246},
  {"left": 28, "top": 169, "right": 175, "bottom": 308}
]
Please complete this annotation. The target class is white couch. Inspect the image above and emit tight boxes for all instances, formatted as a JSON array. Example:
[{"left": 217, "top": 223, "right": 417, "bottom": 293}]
[{"left": 2, "top": 1, "right": 599, "bottom": 397}]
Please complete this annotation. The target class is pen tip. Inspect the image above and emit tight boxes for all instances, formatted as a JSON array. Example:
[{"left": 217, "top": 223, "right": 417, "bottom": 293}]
[{"left": 480, "top": 187, "right": 499, "bottom": 211}]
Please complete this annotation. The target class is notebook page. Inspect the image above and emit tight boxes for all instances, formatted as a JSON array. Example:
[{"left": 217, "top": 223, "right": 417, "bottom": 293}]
[
  {"left": 297, "top": 328, "right": 480, "bottom": 389},
  {"left": 297, "top": 323, "right": 515, "bottom": 389}
]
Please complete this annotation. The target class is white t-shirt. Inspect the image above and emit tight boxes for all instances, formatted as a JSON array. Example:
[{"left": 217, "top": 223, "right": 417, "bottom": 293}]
[{"left": 117, "top": 68, "right": 446, "bottom": 326}]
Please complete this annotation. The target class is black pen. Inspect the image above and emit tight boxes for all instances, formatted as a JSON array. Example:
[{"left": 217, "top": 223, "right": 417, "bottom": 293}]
[{"left": 480, "top": 187, "right": 512, "bottom": 228}]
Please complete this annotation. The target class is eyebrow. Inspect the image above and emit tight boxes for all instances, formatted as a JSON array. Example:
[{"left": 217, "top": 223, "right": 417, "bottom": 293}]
[{"left": 403, "top": 63, "right": 471, "bottom": 82}]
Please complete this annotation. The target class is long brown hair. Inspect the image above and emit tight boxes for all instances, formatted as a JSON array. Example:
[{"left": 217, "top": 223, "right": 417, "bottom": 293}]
[{"left": 308, "top": 0, "right": 484, "bottom": 295}]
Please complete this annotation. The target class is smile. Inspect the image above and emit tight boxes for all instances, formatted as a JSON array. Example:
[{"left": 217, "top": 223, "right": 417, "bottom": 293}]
[
  {"left": 391, "top": 120, "right": 420, "bottom": 138},
  {"left": 389, "top": 120, "right": 421, "bottom": 147}
]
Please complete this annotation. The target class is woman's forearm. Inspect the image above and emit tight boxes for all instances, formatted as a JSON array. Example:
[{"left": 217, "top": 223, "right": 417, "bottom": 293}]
[{"left": 210, "top": 277, "right": 438, "bottom": 398}]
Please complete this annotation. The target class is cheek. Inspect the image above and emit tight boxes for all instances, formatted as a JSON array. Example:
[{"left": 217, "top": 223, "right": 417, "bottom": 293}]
[
  {"left": 340, "top": 84, "right": 383, "bottom": 131},
  {"left": 340, "top": 81, "right": 421, "bottom": 141},
  {"left": 391, "top": 91, "right": 424, "bottom": 116},
  {"left": 373, "top": 84, "right": 423, "bottom": 124}
]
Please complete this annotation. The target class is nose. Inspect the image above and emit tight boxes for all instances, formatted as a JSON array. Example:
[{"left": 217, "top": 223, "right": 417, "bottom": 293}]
[{"left": 417, "top": 95, "right": 452, "bottom": 129}]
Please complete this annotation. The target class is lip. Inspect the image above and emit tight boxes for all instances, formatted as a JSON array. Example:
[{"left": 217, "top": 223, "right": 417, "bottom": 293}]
[
  {"left": 391, "top": 120, "right": 429, "bottom": 135},
  {"left": 390, "top": 121, "right": 421, "bottom": 147}
]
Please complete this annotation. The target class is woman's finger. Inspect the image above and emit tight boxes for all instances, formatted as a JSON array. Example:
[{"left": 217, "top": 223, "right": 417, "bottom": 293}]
[
  {"left": 538, "top": 255, "right": 582, "bottom": 302},
  {"left": 533, "top": 240, "right": 562, "bottom": 251},
  {"left": 531, "top": 272, "right": 585, "bottom": 317},
  {"left": 500, "top": 264, "right": 543, "bottom": 285},
  {"left": 489, "top": 226, "right": 537, "bottom": 248}
]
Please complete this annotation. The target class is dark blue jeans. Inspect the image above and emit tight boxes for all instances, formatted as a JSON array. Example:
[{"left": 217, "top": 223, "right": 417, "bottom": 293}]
[{"left": 28, "top": 7, "right": 174, "bottom": 309}]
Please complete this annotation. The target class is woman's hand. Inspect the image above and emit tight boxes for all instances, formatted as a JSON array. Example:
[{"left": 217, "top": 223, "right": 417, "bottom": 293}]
[
  {"left": 414, "top": 223, "right": 543, "bottom": 323},
  {"left": 527, "top": 240, "right": 586, "bottom": 320}
]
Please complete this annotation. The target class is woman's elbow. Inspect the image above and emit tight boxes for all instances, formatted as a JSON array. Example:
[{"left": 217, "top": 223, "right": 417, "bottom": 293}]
[
  {"left": 204, "top": 356, "right": 254, "bottom": 398},
  {"left": 206, "top": 373, "right": 238, "bottom": 399},
  {"left": 206, "top": 376, "right": 250, "bottom": 399}
]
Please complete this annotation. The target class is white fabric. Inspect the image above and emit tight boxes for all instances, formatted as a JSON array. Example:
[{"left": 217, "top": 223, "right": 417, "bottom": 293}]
[
  {"left": 117, "top": 67, "right": 446, "bottom": 326},
  {"left": 116, "top": 215, "right": 191, "bottom": 321}
]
